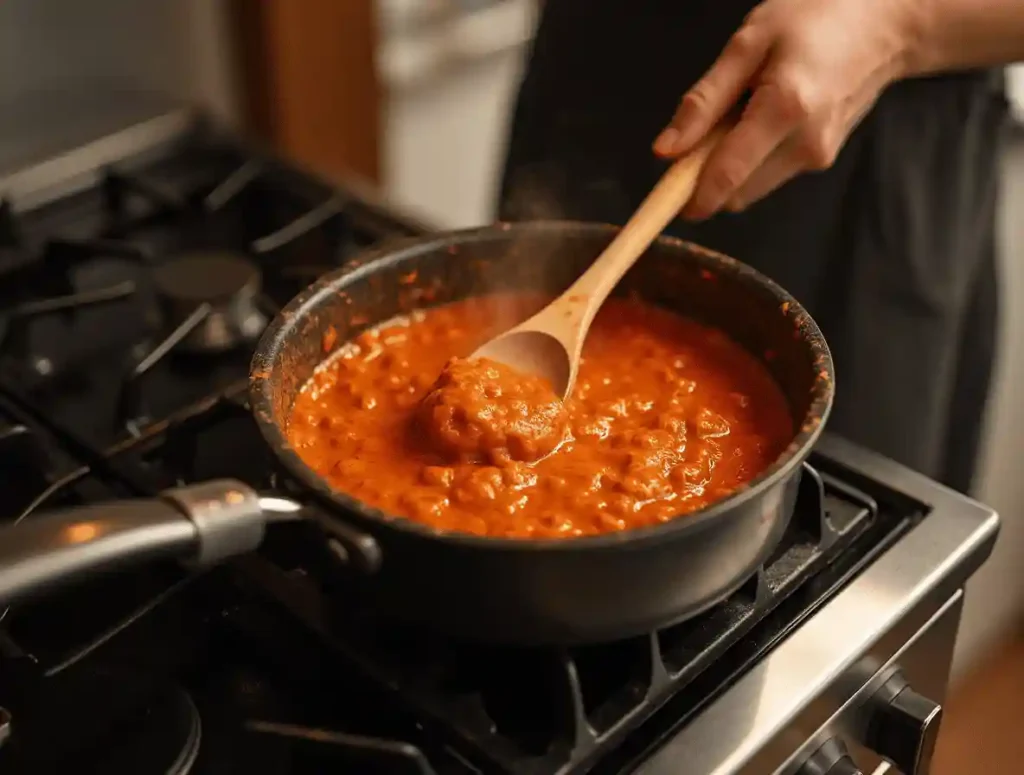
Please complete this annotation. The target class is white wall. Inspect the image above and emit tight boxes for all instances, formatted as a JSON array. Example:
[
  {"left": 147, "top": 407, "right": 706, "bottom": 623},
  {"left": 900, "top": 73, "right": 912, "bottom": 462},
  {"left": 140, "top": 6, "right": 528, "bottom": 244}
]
[
  {"left": 178, "top": 0, "right": 242, "bottom": 126},
  {"left": 379, "top": 0, "right": 534, "bottom": 227},
  {"left": 1008, "top": 65, "right": 1024, "bottom": 122},
  {"left": 0, "top": 0, "right": 239, "bottom": 125},
  {"left": 383, "top": 51, "right": 525, "bottom": 227},
  {"left": 0, "top": 0, "right": 181, "bottom": 101}
]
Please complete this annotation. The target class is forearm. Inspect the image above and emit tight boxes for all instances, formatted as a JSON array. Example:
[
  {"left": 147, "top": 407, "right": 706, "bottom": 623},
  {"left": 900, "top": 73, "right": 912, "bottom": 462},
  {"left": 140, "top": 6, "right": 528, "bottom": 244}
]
[{"left": 907, "top": 0, "right": 1024, "bottom": 76}]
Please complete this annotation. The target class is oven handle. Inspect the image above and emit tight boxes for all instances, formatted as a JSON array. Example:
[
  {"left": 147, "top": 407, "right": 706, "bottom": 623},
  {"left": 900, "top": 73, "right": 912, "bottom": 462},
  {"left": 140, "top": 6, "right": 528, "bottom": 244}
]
[{"left": 0, "top": 480, "right": 299, "bottom": 606}]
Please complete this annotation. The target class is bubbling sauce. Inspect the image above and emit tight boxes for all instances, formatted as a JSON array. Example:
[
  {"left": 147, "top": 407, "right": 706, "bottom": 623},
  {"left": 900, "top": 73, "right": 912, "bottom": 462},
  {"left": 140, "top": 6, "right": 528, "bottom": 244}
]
[
  {"left": 286, "top": 295, "right": 794, "bottom": 539},
  {"left": 418, "top": 356, "right": 569, "bottom": 465}
]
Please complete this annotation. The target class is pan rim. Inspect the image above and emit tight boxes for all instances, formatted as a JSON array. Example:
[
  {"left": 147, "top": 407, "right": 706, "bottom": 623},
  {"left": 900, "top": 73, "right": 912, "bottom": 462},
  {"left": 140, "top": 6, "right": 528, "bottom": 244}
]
[{"left": 249, "top": 220, "right": 833, "bottom": 552}]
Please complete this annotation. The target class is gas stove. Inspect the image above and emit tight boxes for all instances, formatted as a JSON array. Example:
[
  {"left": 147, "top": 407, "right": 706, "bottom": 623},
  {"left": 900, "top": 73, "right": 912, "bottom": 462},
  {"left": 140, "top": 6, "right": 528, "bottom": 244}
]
[{"left": 0, "top": 108, "right": 999, "bottom": 775}]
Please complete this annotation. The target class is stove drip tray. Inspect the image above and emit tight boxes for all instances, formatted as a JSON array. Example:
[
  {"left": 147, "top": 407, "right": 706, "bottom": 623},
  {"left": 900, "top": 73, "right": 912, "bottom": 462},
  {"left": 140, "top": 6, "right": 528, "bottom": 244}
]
[
  {"left": 152, "top": 251, "right": 268, "bottom": 354},
  {"left": 0, "top": 669, "right": 202, "bottom": 774}
]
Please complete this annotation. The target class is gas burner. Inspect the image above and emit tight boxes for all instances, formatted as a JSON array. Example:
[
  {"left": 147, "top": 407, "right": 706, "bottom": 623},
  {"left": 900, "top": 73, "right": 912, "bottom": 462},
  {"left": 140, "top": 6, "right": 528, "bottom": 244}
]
[
  {"left": 0, "top": 281, "right": 138, "bottom": 372},
  {"left": 0, "top": 671, "right": 202, "bottom": 775},
  {"left": 152, "top": 252, "right": 268, "bottom": 354},
  {"left": 89, "top": 682, "right": 202, "bottom": 775}
]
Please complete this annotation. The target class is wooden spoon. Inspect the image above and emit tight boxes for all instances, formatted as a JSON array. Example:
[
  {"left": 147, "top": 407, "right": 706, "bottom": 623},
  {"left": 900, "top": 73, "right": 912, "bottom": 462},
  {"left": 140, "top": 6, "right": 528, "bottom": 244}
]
[{"left": 472, "top": 127, "right": 726, "bottom": 399}]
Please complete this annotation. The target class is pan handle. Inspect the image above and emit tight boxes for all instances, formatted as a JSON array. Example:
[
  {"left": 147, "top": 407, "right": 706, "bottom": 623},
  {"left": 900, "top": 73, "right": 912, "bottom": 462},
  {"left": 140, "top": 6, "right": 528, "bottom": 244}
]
[
  {"left": 258, "top": 491, "right": 382, "bottom": 574},
  {"left": 304, "top": 508, "right": 383, "bottom": 575},
  {"left": 0, "top": 480, "right": 279, "bottom": 606}
]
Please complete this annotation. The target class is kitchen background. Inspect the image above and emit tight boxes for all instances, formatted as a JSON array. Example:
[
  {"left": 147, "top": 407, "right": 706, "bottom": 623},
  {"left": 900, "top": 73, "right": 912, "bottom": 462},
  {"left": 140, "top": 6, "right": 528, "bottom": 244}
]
[{"left": 1, "top": 0, "right": 1022, "bottom": 683}]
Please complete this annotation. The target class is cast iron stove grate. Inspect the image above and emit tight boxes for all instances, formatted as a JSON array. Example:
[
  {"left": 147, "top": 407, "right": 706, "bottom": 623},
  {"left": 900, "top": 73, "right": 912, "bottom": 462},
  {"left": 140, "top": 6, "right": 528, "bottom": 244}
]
[
  {"left": 0, "top": 121, "right": 927, "bottom": 774},
  {"left": 0, "top": 124, "right": 421, "bottom": 451},
  {"left": 128, "top": 397, "right": 897, "bottom": 775},
  {"left": 236, "top": 457, "right": 887, "bottom": 774},
  {"left": 0, "top": 381, "right": 916, "bottom": 775}
]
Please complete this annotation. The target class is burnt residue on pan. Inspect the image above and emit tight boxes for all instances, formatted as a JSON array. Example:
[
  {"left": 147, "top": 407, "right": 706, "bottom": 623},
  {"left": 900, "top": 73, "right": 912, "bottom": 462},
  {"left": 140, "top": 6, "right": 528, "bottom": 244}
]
[
  {"left": 251, "top": 222, "right": 832, "bottom": 518},
  {"left": 246, "top": 221, "right": 834, "bottom": 645}
]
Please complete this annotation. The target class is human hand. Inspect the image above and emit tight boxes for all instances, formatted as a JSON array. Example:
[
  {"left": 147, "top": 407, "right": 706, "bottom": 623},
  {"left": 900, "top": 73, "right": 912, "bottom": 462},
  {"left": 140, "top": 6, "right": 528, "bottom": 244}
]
[{"left": 653, "top": 0, "right": 925, "bottom": 220}]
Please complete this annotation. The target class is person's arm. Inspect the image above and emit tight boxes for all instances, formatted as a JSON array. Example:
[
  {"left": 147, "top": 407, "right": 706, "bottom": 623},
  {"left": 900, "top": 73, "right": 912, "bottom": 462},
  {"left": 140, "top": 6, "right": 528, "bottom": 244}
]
[
  {"left": 653, "top": 0, "right": 1024, "bottom": 222},
  {"left": 911, "top": 0, "right": 1024, "bottom": 75}
]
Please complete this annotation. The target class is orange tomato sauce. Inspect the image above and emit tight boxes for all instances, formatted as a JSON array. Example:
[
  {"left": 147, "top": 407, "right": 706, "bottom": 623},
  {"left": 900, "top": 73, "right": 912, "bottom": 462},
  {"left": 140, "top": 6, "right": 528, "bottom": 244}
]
[
  {"left": 286, "top": 295, "right": 794, "bottom": 539},
  {"left": 417, "top": 355, "right": 571, "bottom": 465}
]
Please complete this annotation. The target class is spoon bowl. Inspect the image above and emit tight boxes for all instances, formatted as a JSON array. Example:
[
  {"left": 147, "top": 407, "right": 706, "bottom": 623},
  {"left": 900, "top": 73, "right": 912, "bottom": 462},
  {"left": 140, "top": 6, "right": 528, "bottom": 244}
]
[{"left": 471, "top": 328, "right": 574, "bottom": 399}]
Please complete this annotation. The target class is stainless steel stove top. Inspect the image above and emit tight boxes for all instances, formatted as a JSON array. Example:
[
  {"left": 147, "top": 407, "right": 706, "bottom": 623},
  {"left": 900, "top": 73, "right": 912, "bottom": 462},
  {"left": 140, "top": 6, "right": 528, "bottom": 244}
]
[
  {"left": 643, "top": 434, "right": 997, "bottom": 775},
  {"left": 0, "top": 102, "right": 1000, "bottom": 775}
]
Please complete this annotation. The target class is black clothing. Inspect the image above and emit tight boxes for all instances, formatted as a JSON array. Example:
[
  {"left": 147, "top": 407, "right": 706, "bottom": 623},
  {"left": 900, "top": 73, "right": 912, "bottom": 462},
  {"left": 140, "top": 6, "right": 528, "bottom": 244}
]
[{"left": 499, "top": 0, "right": 1010, "bottom": 492}]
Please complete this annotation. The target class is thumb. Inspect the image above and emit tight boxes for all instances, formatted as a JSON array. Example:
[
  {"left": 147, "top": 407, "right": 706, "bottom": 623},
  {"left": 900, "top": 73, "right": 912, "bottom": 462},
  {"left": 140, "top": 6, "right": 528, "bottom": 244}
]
[{"left": 654, "top": 24, "right": 772, "bottom": 157}]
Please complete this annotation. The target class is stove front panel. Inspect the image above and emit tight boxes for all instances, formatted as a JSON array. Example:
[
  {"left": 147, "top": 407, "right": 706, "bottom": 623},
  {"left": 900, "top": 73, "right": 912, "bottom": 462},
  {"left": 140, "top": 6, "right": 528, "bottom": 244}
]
[
  {"left": 636, "top": 435, "right": 999, "bottom": 775},
  {"left": 781, "top": 591, "right": 962, "bottom": 775}
]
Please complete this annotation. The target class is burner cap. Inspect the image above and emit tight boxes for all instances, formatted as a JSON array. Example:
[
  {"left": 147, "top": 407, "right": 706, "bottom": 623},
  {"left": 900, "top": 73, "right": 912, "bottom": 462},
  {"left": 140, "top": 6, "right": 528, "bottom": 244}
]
[
  {"left": 3, "top": 672, "right": 201, "bottom": 775},
  {"left": 152, "top": 252, "right": 268, "bottom": 354},
  {"left": 153, "top": 253, "right": 260, "bottom": 305},
  {"left": 91, "top": 682, "right": 202, "bottom": 775}
]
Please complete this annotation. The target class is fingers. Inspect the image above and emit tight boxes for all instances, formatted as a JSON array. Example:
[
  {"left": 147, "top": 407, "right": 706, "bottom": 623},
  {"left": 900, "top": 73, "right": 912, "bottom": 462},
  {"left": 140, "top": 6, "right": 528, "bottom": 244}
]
[
  {"left": 653, "top": 19, "right": 774, "bottom": 158},
  {"left": 723, "top": 138, "right": 804, "bottom": 212},
  {"left": 717, "top": 71, "right": 885, "bottom": 214},
  {"left": 682, "top": 80, "right": 799, "bottom": 220}
]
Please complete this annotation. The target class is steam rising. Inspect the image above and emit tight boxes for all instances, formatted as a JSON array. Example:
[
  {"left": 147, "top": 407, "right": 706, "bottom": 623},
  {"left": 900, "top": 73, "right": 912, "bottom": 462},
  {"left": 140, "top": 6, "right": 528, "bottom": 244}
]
[
  {"left": 500, "top": 164, "right": 569, "bottom": 223},
  {"left": 476, "top": 162, "right": 629, "bottom": 336}
]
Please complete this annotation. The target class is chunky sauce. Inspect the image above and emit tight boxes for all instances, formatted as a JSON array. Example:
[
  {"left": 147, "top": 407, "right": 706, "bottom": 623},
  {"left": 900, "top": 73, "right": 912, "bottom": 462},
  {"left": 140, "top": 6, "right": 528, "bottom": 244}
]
[
  {"left": 287, "top": 295, "right": 793, "bottom": 539},
  {"left": 418, "top": 356, "right": 570, "bottom": 465}
]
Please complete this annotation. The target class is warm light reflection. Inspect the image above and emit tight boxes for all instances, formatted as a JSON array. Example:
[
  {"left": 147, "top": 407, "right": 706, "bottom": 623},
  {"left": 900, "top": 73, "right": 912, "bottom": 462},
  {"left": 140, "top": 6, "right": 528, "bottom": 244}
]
[{"left": 64, "top": 522, "right": 100, "bottom": 543}]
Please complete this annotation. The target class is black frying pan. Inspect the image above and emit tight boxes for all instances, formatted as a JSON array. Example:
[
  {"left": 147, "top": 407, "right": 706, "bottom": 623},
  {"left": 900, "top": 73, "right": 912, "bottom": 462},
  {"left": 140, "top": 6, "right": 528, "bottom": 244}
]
[{"left": 0, "top": 222, "right": 832, "bottom": 646}]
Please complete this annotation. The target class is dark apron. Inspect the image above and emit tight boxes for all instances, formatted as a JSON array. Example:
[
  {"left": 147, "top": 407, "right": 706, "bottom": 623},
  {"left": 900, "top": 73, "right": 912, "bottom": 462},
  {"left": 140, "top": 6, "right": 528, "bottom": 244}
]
[{"left": 498, "top": 0, "right": 1009, "bottom": 492}]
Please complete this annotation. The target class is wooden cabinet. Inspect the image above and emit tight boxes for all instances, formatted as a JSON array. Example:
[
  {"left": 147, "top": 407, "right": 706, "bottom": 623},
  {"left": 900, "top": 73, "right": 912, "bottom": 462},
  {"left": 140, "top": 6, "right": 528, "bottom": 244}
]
[{"left": 229, "top": 0, "right": 381, "bottom": 183}]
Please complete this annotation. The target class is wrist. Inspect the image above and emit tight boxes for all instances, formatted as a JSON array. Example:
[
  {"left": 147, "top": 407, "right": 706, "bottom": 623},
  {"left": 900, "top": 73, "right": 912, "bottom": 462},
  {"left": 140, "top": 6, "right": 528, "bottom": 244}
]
[
  {"left": 898, "top": 0, "right": 942, "bottom": 78},
  {"left": 900, "top": 0, "right": 1024, "bottom": 76}
]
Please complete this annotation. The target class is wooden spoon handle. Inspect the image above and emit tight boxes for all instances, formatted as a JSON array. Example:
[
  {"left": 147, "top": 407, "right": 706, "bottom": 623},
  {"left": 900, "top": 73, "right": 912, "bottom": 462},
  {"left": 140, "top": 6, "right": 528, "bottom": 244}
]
[{"left": 566, "top": 125, "right": 727, "bottom": 305}]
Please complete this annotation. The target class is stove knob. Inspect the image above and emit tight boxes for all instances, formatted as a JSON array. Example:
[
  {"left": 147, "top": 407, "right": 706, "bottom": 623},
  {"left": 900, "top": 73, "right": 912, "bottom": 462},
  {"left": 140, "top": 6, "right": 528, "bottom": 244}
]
[
  {"left": 865, "top": 672, "right": 942, "bottom": 775},
  {"left": 799, "top": 737, "right": 863, "bottom": 775}
]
